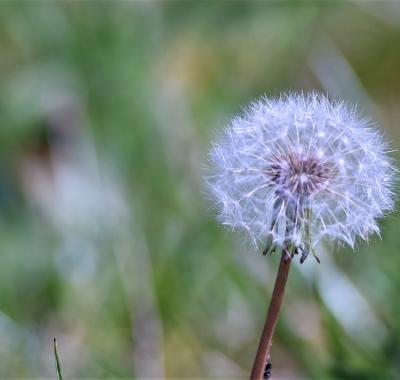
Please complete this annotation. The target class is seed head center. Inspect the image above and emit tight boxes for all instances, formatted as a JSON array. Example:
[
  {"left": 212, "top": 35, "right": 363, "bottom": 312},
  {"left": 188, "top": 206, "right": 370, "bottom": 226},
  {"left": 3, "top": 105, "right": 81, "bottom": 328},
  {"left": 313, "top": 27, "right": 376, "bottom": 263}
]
[{"left": 269, "top": 153, "right": 332, "bottom": 197}]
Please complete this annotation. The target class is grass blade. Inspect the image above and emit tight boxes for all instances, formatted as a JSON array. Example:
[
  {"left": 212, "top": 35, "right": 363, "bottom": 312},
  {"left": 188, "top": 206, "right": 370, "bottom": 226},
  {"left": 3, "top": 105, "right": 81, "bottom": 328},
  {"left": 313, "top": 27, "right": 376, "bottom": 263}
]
[{"left": 53, "top": 338, "right": 64, "bottom": 380}]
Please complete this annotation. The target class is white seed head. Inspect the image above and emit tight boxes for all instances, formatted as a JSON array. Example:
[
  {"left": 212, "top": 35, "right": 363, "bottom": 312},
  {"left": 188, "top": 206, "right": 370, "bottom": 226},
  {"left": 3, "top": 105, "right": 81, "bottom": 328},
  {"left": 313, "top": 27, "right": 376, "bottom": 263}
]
[{"left": 207, "top": 92, "right": 396, "bottom": 253}]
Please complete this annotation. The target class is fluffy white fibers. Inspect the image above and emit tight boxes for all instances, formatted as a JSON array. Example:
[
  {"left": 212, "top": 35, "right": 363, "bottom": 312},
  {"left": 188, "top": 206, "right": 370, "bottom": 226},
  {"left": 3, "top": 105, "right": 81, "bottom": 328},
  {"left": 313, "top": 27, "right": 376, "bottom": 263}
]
[{"left": 207, "top": 92, "right": 396, "bottom": 260}]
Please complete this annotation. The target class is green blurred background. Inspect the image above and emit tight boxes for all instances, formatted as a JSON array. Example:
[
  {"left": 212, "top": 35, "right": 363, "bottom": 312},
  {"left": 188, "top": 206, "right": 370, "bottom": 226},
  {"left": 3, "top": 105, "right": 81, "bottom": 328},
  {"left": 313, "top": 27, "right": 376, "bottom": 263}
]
[{"left": 0, "top": 1, "right": 400, "bottom": 379}]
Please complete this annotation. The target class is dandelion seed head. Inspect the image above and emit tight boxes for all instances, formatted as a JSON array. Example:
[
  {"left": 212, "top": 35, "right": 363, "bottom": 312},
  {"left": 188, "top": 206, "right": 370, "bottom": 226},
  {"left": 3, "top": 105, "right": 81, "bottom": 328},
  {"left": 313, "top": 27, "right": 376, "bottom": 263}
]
[{"left": 206, "top": 92, "right": 396, "bottom": 253}]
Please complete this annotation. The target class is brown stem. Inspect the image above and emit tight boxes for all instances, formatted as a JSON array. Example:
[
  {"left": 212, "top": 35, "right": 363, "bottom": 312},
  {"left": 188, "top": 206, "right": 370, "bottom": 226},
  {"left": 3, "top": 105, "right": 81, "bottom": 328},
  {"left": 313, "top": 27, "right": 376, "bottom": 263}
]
[{"left": 250, "top": 251, "right": 291, "bottom": 380}]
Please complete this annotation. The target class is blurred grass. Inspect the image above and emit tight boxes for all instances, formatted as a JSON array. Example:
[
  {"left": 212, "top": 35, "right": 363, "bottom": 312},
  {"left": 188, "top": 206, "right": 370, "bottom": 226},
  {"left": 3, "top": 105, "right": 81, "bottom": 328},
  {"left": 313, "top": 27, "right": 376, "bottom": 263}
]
[{"left": 0, "top": 1, "right": 399, "bottom": 378}]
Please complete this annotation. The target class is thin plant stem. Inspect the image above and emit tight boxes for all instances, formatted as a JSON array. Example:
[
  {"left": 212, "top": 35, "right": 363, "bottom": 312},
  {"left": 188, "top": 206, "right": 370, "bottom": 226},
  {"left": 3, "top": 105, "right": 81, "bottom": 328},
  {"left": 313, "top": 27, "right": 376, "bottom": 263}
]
[
  {"left": 250, "top": 251, "right": 291, "bottom": 380},
  {"left": 54, "top": 338, "right": 64, "bottom": 380}
]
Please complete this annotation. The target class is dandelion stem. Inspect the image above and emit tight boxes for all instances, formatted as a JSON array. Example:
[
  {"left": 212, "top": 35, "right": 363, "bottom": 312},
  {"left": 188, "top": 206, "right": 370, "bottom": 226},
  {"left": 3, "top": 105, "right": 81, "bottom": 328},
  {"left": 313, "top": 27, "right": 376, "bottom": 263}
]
[{"left": 250, "top": 251, "right": 291, "bottom": 380}]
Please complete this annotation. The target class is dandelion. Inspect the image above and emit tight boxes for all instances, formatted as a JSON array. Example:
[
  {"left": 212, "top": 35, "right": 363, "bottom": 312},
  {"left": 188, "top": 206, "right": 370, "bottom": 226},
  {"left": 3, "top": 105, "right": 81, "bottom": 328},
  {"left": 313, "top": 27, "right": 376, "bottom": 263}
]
[
  {"left": 206, "top": 92, "right": 396, "bottom": 380},
  {"left": 208, "top": 92, "right": 395, "bottom": 261}
]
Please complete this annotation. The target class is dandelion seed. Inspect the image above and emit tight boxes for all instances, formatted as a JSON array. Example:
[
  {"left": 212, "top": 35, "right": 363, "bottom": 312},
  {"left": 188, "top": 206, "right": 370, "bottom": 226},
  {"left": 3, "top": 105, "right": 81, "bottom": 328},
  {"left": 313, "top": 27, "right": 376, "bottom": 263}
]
[{"left": 207, "top": 92, "right": 396, "bottom": 259}]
